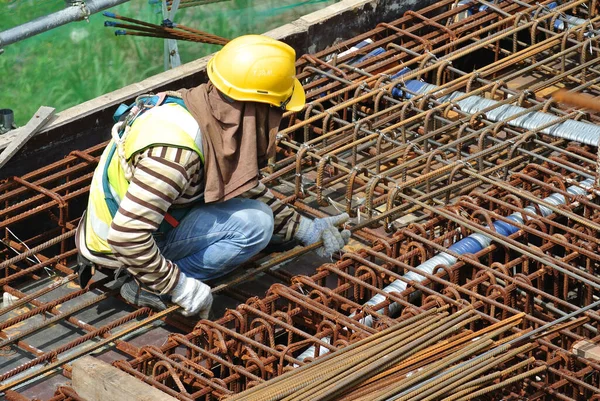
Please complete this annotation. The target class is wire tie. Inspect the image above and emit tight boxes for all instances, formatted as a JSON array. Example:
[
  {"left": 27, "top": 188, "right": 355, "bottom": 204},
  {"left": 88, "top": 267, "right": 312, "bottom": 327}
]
[
  {"left": 425, "top": 51, "right": 439, "bottom": 61},
  {"left": 328, "top": 197, "right": 343, "bottom": 213},
  {"left": 7, "top": 228, "right": 41, "bottom": 264},
  {"left": 298, "top": 284, "right": 306, "bottom": 296},
  {"left": 76, "top": 1, "right": 91, "bottom": 22}
]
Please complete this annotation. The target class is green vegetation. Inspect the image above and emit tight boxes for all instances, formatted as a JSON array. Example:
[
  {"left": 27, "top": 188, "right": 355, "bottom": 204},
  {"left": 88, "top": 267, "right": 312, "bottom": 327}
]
[{"left": 0, "top": 0, "right": 336, "bottom": 125}]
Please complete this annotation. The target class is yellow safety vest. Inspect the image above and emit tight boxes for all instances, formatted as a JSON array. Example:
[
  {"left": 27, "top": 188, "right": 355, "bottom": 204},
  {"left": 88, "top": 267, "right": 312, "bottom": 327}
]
[{"left": 85, "top": 100, "right": 203, "bottom": 254}]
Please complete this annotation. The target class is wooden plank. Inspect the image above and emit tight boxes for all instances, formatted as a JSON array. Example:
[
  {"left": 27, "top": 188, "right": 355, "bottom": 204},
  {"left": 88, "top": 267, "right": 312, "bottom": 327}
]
[
  {"left": 0, "top": 106, "right": 55, "bottom": 170},
  {"left": 72, "top": 356, "right": 178, "bottom": 401}
]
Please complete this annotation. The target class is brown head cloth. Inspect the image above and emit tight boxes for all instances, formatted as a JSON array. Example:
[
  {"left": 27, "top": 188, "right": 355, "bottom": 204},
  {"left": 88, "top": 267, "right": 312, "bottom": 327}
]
[{"left": 180, "top": 83, "right": 283, "bottom": 203}]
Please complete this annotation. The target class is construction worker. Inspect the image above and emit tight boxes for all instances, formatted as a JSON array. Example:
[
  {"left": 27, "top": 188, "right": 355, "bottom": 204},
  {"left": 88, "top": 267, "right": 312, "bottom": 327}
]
[{"left": 75, "top": 35, "right": 350, "bottom": 318}]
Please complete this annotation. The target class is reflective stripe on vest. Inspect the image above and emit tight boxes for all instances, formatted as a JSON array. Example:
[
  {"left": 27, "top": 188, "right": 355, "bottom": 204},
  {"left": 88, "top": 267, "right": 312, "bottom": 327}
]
[{"left": 85, "top": 103, "right": 202, "bottom": 254}]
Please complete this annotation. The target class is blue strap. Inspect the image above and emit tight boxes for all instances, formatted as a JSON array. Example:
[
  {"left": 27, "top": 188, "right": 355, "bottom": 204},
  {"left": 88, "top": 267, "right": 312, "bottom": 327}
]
[
  {"left": 113, "top": 103, "right": 134, "bottom": 122},
  {"left": 160, "top": 95, "right": 187, "bottom": 109},
  {"left": 102, "top": 143, "right": 121, "bottom": 218},
  {"left": 113, "top": 94, "right": 188, "bottom": 123}
]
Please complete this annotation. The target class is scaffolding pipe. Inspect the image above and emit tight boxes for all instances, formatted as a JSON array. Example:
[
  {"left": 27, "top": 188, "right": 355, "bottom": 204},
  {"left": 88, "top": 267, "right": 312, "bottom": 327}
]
[{"left": 0, "top": 0, "right": 130, "bottom": 49}]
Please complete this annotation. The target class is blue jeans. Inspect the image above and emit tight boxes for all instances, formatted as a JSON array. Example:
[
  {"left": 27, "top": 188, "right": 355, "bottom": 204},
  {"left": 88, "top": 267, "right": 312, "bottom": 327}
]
[{"left": 156, "top": 198, "right": 274, "bottom": 281}]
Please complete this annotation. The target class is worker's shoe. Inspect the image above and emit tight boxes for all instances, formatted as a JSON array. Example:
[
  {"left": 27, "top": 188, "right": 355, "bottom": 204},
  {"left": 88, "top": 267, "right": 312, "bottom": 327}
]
[{"left": 119, "top": 279, "right": 169, "bottom": 311}]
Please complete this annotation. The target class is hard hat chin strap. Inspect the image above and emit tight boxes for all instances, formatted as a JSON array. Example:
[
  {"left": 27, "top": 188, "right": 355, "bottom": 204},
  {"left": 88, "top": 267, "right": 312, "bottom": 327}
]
[
  {"left": 217, "top": 89, "right": 236, "bottom": 104},
  {"left": 280, "top": 85, "right": 294, "bottom": 110}
]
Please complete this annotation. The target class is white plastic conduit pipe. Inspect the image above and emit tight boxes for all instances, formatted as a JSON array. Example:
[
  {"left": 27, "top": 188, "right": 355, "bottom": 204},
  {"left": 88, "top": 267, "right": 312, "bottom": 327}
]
[
  {"left": 402, "top": 80, "right": 600, "bottom": 146},
  {"left": 295, "top": 178, "right": 593, "bottom": 361}
]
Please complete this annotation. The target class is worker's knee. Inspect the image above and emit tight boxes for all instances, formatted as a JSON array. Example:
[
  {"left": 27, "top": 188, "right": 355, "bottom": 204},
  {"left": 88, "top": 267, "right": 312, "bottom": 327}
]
[
  {"left": 233, "top": 199, "right": 274, "bottom": 249},
  {"left": 250, "top": 201, "right": 274, "bottom": 247}
]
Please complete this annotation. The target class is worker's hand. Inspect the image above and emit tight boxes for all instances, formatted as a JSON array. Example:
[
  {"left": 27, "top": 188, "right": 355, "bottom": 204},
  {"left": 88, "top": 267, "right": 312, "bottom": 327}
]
[
  {"left": 294, "top": 213, "right": 351, "bottom": 258},
  {"left": 170, "top": 271, "right": 213, "bottom": 318}
]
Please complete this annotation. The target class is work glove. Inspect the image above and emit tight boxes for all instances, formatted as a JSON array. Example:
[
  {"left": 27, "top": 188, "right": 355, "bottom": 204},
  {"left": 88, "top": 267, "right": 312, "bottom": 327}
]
[
  {"left": 294, "top": 213, "right": 351, "bottom": 258},
  {"left": 171, "top": 271, "right": 213, "bottom": 318}
]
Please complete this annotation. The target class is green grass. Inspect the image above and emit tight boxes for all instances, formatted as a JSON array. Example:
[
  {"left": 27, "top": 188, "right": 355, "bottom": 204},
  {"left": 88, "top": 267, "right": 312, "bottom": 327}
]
[{"left": 0, "top": 0, "right": 337, "bottom": 125}]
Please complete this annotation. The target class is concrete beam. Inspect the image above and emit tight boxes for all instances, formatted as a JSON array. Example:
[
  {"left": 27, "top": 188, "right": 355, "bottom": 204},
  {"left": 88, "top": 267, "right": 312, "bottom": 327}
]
[
  {"left": 72, "top": 356, "right": 178, "bottom": 401},
  {"left": 269, "top": 0, "right": 426, "bottom": 55}
]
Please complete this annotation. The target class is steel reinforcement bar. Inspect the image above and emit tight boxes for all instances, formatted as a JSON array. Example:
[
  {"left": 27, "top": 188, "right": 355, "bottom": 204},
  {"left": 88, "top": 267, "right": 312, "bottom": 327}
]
[{"left": 5, "top": 0, "right": 600, "bottom": 399}]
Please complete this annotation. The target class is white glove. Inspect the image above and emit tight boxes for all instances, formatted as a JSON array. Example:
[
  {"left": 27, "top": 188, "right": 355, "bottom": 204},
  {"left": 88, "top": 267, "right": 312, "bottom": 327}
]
[
  {"left": 294, "top": 213, "right": 351, "bottom": 258},
  {"left": 171, "top": 271, "right": 213, "bottom": 318}
]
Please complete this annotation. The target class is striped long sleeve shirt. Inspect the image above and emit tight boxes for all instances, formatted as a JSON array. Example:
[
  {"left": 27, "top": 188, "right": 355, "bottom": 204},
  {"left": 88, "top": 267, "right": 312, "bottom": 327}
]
[{"left": 77, "top": 145, "right": 300, "bottom": 294}]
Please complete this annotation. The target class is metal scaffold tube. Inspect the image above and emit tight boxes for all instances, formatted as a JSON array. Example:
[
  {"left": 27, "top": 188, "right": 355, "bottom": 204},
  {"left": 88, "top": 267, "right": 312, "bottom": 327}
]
[{"left": 0, "top": 0, "right": 130, "bottom": 49}]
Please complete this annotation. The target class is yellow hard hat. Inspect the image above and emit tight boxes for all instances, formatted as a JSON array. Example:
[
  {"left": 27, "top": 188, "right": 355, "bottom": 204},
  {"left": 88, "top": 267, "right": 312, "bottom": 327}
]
[{"left": 207, "top": 35, "right": 306, "bottom": 112}]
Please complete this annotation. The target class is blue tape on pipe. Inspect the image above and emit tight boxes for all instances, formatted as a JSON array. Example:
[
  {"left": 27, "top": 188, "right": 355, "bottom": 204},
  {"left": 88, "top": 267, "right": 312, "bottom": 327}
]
[
  {"left": 391, "top": 77, "right": 426, "bottom": 99},
  {"left": 391, "top": 67, "right": 411, "bottom": 80},
  {"left": 404, "top": 80, "right": 427, "bottom": 98},
  {"left": 493, "top": 220, "right": 519, "bottom": 236},
  {"left": 355, "top": 47, "right": 386, "bottom": 63},
  {"left": 390, "top": 67, "right": 412, "bottom": 98},
  {"left": 448, "top": 237, "right": 483, "bottom": 254}
]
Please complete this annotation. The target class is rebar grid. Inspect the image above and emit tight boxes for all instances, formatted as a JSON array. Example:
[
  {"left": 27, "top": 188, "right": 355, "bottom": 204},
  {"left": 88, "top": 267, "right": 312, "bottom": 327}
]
[
  {"left": 113, "top": 168, "right": 600, "bottom": 398},
  {"left": 4, "top": 0, "right": 600, "bottom": 399},
  {"left": 0, "top": 144, "right": 162, "bottom": 397}
]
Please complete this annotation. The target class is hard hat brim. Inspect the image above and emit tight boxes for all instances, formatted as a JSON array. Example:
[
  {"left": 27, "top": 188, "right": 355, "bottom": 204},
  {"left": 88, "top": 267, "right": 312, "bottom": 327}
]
[{"left": 285, "top": 78, "right": 306, "bottom": 112}]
